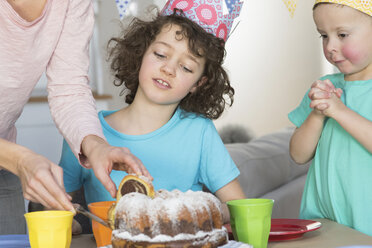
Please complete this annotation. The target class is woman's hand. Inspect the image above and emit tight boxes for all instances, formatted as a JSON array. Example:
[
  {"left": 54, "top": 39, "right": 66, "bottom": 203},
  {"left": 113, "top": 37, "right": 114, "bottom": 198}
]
[
  {"left": 81, "top": 135, "right": 152, "bottom": 198},
  {"left": 15, "top": 150, "right": 74, "bottom": 212}
]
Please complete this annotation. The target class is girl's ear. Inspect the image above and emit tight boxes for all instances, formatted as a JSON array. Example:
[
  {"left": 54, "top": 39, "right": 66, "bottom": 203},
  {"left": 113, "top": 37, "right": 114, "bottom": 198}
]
[{"left": 190, "top": 76, "right": 208, "bottom": 93}]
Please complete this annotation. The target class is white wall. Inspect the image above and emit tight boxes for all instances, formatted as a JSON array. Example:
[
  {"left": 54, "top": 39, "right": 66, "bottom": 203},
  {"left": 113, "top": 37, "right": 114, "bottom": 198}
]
[
  {"left": 93, "top": 0, "right": 162, "bottom": 110},
  {"left": 216, "top": 0, "right": 324, "bottom": 136},
  {"left": 94, "top": 0, "right": 326, "bottom": 137}
]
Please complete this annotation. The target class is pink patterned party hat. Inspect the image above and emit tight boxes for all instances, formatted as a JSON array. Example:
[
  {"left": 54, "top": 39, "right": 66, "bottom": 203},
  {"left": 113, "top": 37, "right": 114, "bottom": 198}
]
[{"left": 160, "top": 0, "right": 244, "bottom": 41}]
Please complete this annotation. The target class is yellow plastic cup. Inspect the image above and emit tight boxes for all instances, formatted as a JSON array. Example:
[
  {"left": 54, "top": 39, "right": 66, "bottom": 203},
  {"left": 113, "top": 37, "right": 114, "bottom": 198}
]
[
  {"left": 24, "top": 210, "right": 73, "bottom": 248},
  {"left": 227, "top": 198, "right": 274, "bottom": 248},
  {"left": 88, "top": 201, "right": 115, "bottom": 247}
]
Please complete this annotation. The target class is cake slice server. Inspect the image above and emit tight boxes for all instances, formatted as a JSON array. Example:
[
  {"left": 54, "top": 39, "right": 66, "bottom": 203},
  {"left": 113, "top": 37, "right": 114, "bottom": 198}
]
[{"left": 74, "top": 204, "right": 112, "bottom": 229}]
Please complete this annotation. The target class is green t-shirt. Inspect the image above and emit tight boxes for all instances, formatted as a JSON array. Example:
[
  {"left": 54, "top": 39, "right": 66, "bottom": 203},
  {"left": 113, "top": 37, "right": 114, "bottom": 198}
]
[{"left": 288, "top": 73, "right": 372, "bottom": 236}]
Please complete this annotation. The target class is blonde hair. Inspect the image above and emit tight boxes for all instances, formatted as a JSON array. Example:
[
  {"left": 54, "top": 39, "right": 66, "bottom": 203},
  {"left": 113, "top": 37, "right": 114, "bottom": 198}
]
[{"left": 313, "top": 0, "right": 372, "bottom": 16}]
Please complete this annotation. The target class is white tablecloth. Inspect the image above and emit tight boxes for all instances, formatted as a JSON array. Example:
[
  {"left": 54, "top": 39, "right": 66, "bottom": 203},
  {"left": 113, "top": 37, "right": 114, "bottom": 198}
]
[{"left": 101, "top": 240, "right": 252, "bottom": 248}]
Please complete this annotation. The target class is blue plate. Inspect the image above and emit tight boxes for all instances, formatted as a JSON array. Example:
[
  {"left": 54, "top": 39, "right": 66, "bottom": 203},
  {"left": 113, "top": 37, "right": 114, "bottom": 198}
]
[
  {"left": 0, "top": 234, "right": 30, "bottom": 248},
  {"left": 338, "top": 247, "right": 372, "bottom": 248}
]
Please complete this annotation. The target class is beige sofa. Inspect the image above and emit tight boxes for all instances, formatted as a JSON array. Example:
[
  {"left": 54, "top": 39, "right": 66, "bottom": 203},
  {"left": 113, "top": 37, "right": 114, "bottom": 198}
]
[{"left": 226, "top": 127, "right": 311, "bottom": 218}]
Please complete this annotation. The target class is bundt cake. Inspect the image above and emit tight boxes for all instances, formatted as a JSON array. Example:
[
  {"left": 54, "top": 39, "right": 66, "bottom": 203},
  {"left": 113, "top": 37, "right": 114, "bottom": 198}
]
[
  {"left": 108, "top": 174, "right": 156, "bottom": 230},
  {"left": 110, "top": 175, "right": 228, "bottom": 248}
]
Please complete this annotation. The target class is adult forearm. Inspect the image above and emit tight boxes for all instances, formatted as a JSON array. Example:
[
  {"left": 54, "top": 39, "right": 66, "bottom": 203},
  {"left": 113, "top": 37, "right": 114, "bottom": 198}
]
[
  {"left": 81, "top": 135, "right": 108, "bottom": 161},
  {"left": 290, "top": 111, "right": 325, "bottom": 164},
  {"left": 0, "top": 137, "right": 74, "bottom": 212},
  {"left": 0, "top": 138, "right": 31, "bottom": 175},
  {"left": 46, "top": 0, "right": 101, "bottom": 161}
]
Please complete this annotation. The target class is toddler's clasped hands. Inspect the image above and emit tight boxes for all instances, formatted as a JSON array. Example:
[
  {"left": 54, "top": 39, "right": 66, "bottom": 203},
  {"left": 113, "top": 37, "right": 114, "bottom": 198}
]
[{"left": 308, "top": 79, "right": 344, "bottom": 117}]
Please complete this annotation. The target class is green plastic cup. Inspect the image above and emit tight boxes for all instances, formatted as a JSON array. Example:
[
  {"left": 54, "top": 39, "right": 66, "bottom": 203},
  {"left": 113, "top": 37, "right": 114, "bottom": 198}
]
[{"left": 227, "top": 198, "right": 274, "bottom": 248}]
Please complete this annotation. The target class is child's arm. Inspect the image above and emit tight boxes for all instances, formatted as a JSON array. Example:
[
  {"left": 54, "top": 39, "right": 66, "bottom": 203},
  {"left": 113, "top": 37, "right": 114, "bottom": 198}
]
[
  {"left": 289, "top": 79, "right": 343, "bottom": 164},
  {"left": 290, "top": 111, "right": 326, "bottom": 164},
  {"left": 316, "top": 93, "right": 372, "bottom": 153},
  {"left": 309, "top": 79, "right": 372, "bottom": 153},
  {"left": 215, "top": 178, "right": 246, "bottom": 224}
]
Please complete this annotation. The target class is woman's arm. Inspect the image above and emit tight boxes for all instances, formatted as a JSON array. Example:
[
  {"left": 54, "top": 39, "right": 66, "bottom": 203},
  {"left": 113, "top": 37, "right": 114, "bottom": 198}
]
[
  {"left": 80, "top": 135, "right": 151, "bottom": 197},
  {"left": 46, "top": 0, "right": 151, "bottom": 197},
  {"left": 0, "top": 138, "right": 74, "bottom": 212}
]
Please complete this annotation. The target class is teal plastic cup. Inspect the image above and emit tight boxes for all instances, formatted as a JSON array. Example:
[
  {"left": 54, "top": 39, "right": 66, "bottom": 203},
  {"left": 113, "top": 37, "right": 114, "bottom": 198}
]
[{"left": 227, "top": 199, "right": 274, "bottom": 248}]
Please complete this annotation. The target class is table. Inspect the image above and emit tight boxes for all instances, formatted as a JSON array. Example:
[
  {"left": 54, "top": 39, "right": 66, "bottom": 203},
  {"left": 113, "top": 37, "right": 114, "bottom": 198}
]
[
  {"left": 268, "top": 219, "right": 372, "bottom": 248},
  {"left": 70, "top": 219, "right": 372, "bottom": 248}
]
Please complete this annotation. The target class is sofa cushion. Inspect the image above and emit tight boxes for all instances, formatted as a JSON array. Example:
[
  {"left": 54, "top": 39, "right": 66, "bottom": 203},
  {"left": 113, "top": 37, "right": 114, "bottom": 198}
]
[
  {"left": 226, "top": 127, "right": 310, "bottom": 198},
  {"left": 262, "top": 174, "right": 307, "bottom": 218}
]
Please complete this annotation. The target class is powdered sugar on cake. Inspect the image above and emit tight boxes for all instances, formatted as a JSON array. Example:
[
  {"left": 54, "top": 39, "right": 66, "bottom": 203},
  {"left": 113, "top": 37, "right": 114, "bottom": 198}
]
[
  {"left": 113, "top": 228, "right": 227, "bottom": 243},
  {"left": 113, "top": 189, "right": 226, "bottom": 243}
]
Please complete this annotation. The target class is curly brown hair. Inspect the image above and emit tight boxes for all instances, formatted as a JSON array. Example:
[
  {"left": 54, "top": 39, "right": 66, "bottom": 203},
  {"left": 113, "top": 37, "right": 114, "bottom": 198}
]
[{"left": 108, "top": 10, "right": 234, "bottom": 119}]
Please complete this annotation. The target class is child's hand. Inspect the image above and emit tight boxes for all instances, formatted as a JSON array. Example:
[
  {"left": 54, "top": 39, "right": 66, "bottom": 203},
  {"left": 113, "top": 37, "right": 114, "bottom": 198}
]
[
  {"left": 310, "top": 91, "right": 345, "bottom": 118},
  {"left": 308, "top": 79, "right": 343, "bottom": 113},
  {"left": 72, "top": 219, "right": 82, "bottom": 235}
]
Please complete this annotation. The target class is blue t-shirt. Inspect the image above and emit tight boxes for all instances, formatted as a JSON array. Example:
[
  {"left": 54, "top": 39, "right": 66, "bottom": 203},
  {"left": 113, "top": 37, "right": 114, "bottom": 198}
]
[
  {"left": 288, "top": 73, "right": 372, "bottom": 236},
  {"left": 59, "top": 108, "right": 240, "bottom": 205}
]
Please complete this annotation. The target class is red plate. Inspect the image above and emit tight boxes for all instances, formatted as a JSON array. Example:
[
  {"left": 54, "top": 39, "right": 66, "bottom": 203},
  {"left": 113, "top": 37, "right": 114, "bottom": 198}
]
[
  {"left": 224, "top": 219, "right": 322, "bottom": 242},
  {"left": 269, "top": 219, "right": 321, "bottom": 241}
]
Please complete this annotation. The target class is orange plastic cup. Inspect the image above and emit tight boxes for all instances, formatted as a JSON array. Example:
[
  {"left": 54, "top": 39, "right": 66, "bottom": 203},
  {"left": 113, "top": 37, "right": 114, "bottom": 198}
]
[{"left": 88, "top": 201, "right": 115, "bottom": 247}]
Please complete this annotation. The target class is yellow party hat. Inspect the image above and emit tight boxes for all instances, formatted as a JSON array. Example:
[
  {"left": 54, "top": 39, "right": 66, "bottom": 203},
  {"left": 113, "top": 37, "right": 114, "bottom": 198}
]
[
  {"left": 282, "top": 0, "right": 298, "bottom": 18},
  {"left": 314, "top": 0, "right": 371, "bottom": 16}
]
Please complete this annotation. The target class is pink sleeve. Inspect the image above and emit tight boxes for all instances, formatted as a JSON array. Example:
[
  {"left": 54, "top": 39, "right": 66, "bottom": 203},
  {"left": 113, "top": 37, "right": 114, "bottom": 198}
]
[{"left": 46, "top": 0, "right": 105, "bottom": 166}]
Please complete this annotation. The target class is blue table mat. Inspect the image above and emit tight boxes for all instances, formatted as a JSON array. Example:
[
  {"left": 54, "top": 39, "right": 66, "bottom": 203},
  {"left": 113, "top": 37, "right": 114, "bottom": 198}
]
[{"left": 0, "top": 234, "right": 31, "bottom": 248}]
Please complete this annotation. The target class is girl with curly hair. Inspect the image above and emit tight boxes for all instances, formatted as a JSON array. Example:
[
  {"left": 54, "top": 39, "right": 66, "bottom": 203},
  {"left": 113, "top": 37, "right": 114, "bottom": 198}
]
[{"left": 58, "top": 5, "right": 245, "bottom": 231}]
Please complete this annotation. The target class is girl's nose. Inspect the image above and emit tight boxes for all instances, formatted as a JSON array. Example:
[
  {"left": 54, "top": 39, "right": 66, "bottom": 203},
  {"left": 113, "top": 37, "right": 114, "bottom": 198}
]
[{"left": 161, "top": 61, "right": 176, "bottom": 77}]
